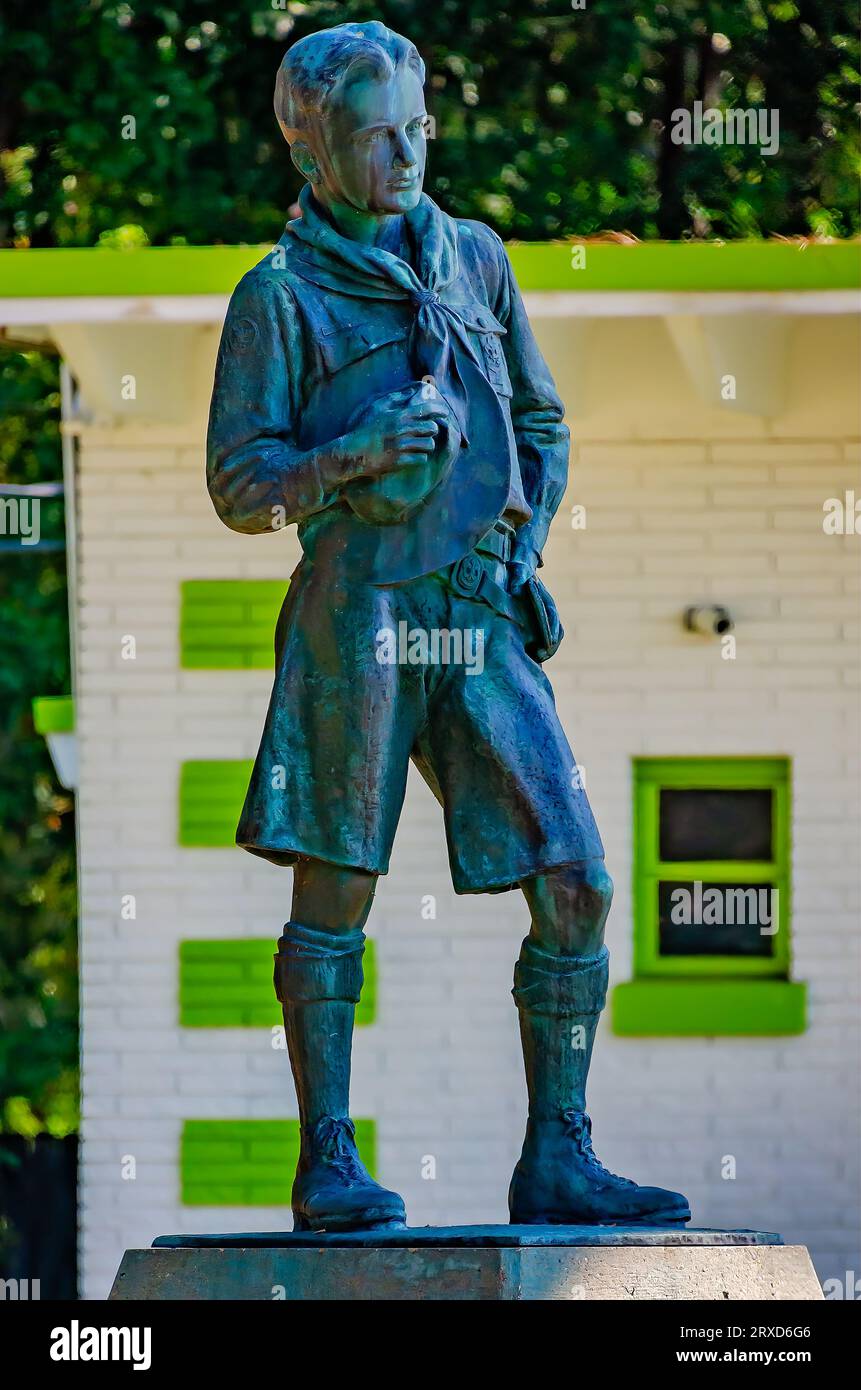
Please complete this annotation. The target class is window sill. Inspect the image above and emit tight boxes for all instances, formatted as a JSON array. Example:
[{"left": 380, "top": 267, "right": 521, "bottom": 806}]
[{"left": 611, "top": 978, "right": 807, "bottom": 1036}]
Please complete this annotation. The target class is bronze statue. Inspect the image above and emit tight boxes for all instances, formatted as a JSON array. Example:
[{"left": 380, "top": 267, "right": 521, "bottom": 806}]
[{"left": 207, "top": 21, "right": 689, "bottom": 1232}]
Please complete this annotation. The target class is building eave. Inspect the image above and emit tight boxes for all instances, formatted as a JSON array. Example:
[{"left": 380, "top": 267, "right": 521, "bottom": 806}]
[{"left": 0, "top": 238, "right": 857, "bottom": 329}]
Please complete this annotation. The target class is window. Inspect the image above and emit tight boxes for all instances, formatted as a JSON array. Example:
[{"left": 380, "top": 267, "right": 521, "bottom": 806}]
[
  {"left": 634, "top": 758, "right": 789, "bottom": 978},
  {"left": 613, "top": 757, "right": 805, "bottom": 1035}
]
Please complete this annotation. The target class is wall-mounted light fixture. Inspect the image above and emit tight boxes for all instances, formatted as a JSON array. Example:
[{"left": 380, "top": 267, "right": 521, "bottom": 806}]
[{"left": 684, "top": 605, "right": 734, "bottom": 638}]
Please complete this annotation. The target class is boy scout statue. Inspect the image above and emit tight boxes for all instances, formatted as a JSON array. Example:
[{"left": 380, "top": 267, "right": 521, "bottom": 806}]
[{"left": 207, "top": 21, "right": 689, "bottom": 1233}]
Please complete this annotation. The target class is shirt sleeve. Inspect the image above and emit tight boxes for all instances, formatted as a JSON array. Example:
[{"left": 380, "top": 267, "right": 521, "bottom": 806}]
[
  {"left": 491, "top": 232, "right": 570, "bottom": 570},
  {"left": 206, "top": 271, "right": 338, "bottom": 535}
]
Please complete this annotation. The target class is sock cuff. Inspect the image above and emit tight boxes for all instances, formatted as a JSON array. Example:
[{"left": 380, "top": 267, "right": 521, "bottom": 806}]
[
  {"left": 274, "top": 921, "right": 365, "bottom": 1005},
  {"left": 513, "top": 941, "right": 609, "bottom": 1016},
  {"left": 276, "top": 921, "right": 366, "bottom": 959}
]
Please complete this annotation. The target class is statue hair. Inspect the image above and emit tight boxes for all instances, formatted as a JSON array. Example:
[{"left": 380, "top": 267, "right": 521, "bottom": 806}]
[{"left": 274, "top": 21, "right": 425, "bottom": 145}]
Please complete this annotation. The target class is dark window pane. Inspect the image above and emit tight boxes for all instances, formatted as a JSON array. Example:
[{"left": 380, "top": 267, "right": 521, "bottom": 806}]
[
  {"left": 657, "top": 880, "right": 776, "bottom": 957},
  {"left": 659, "top": 788, "right": 772, "bottom": 861}
]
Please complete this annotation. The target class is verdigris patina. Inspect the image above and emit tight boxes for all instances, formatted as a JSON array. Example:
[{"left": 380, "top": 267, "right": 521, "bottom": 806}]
[{"left": 206, "top": 20, "right": 690, "bottom": 1233}]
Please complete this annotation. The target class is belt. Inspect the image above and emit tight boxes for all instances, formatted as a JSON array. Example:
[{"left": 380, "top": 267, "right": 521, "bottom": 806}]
[{"left": 447, "top": 523, "right": 523, "bottom": 625}]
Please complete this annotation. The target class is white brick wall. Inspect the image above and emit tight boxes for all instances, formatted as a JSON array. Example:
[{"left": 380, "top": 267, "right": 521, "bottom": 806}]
[{"left": 73, "top": 312, "right": 860, "bottom": 1298}]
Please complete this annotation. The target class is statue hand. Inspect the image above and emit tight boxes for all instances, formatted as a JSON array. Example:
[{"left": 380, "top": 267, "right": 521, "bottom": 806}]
[{"left": 341, "top": 384, "right": 453, "bottom": 482}]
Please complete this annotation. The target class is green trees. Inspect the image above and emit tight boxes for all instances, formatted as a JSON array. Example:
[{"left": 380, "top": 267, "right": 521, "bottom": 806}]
[
  {"left": 0, "top": 350, "right": 77, "bottom": 1145},
  {"left": 1, "top": 1, "right": 858, "bottom": 249}
]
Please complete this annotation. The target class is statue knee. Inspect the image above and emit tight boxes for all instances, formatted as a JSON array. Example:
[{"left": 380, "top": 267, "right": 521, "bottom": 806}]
[
  {"left": 291, "top": 859, "right": 378, "bottom": 934},
  {"left": 579, "top": 861, "right": 614, "bottom": 921},
  {"left": 558, "top": 862, "right": 613, "bottom": 944},
  {"left": 332, "top": 869, "right": 377, "bottom": 930},
  {"left": 547, "top": 860, "right": 613, "bottom": 926},
  {"left": 523, "top": 860, "right": 613, "bottom": 956},
  {"left": 277, "top": 863, "right": 375, "bottom": 1008}
]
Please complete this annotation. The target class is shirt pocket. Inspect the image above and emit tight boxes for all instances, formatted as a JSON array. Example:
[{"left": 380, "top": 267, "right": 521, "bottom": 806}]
[{"left": 318, "top": 320, "right": 411, "bottom": 377}]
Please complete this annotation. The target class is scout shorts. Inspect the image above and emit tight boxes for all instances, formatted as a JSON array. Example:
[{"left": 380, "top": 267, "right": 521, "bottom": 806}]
[{"left": 236, "top": 556, "right": 604, "bottom": 893}]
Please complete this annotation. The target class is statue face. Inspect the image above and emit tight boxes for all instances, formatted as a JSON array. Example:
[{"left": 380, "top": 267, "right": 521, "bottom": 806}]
[{"left": 320, "top": 67, "right": 427, "bottom": 214}]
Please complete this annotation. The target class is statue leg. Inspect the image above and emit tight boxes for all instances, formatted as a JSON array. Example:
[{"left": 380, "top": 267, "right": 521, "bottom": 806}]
[
  {"left": 509, "top": 860, "right": 690, "bottom": 1226},
  {"left": 274, "top": 859, "right": 406, "bottom": 1232}
]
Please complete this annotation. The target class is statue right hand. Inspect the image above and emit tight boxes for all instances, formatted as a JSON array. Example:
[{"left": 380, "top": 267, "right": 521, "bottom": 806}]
[{"left": 341, "top": 384, "right": 452, "bottom": 482}]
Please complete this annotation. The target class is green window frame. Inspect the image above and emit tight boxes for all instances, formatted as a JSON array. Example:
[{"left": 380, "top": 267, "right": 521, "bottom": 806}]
[
  {"left": 613, "top": 757, "right": 806, "bottom": 1036},
  {"left": 633, "top": 757, "right": 791, "bottom": 980}
]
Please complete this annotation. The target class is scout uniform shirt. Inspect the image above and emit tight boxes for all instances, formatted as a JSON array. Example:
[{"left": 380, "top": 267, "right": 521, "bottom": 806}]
[{"left": 207, "top": 185, "right": 569, "bottom": 583}]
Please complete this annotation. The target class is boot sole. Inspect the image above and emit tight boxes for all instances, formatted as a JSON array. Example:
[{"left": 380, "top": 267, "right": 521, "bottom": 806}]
[
  {"left": 293, "top": 1212, "right": 407, "bottom": 1234},
  {"left": 511, "top": 1206, "right": 692, "bottom": 1228},
  {"left": 511, "top": 1210, "right": 691, "bottom": 1227}
]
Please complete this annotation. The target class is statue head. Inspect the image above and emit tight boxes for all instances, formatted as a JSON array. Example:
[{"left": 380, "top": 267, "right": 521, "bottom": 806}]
[{"left": 275, "top": 21, "right": 427, "bottom": 217}]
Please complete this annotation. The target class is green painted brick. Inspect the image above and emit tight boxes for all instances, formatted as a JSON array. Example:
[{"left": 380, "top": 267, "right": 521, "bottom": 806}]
[
  {"left": 247, "top": 1142, "right": 295, "bottom": 1162},
  {"left": 181, "top": 1118, "right": 376, "bottom": 1205},
  {"left": 182, "top": 940, "right": 264, "bottom": 961},
  {"left": 178, "top": 759, "right": 253, "bottom": 847},
  {"left": 188, "top": 1163, "right": 288, "bottom": 1187},
  {"left": 185, "top": 1120, "right": 287, "bottom": 1142},
  {"left": 180, "top": 579, "right": 289, "bottom": 670},
  {"left": 244, "top": 1008, "right": 279, "bottom": 1027},
  {"left": 179, "top": 938, "right": 376, "bottom": 1027},
  {"left": 183, "top": 1186, "right": 248, "bottom": 1206},
  {"left": 182, "top": 1142, "right": 245, "bottom": 1163}
]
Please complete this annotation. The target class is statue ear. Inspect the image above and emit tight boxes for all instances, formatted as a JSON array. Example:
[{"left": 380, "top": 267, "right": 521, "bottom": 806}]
[{"left": 290, "top": 142, "right": 320, "bottom": 184}]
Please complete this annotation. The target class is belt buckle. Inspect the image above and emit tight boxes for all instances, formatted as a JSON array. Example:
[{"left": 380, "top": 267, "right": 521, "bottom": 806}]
[{"left": 452, "top": 553, "right": 483, "bottom": 596}]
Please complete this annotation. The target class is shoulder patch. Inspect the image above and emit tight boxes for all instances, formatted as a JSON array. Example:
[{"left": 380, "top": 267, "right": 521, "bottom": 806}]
[{"left": 227, "top": 315, "right": 260, "bottom": 354}]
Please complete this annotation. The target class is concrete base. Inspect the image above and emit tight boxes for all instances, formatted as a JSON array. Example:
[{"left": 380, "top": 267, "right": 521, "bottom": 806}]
[{"left": 109, "top": 1226, "right": 824, "bottom": 1300}]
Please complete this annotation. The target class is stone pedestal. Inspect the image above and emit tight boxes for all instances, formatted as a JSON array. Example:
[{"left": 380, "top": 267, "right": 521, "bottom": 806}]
[{"left": 109, "top": 1226, "right": 823, "bottom": 1301}]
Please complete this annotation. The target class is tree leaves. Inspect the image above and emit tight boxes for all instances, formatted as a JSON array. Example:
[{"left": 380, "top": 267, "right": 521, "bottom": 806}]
[
  {"left": 0, "top": 348, "right": 77, "bottom": 1139},
  {"left": 0, "top": 0, "right": 857, "bottom": 246}
]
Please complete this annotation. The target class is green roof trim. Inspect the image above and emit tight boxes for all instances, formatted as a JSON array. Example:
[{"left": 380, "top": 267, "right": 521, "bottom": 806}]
[
  {"left": 181, "top": 1117, "right": 376, "bottom": 1205},
  {"left": 514, "top": 240, "right": 861, "bottom": 292},
  {"left": 32, "top": 695, "right": 75, "bottom": 734},
  {"left": 179, "top": 937, "right": 376, "bottom": 1028},
  {"left": 1, "top": 241, "right": 858, "bottom": 298},
  {"left": 181, "top": 578, "right": 288, "bottom": 669},
  {"left": 1, "top": 246, "right": 267, "bottom": 298},
  {"left": 611, "top": 979, "right": 807, "bottom": 1036},
  {"left": 179, "top": 759, "right": 252, "bottom": 847}
]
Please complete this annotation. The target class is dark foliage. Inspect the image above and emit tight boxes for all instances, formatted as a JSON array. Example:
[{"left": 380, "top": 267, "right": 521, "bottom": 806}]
[{"left": 1, "top": 1, "right": 858, "bottom": 248}]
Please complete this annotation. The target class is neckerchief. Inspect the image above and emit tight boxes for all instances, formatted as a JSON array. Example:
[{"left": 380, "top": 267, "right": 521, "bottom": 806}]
[{"left": 285, "top": 184, "right": 491, "bottom": 442}]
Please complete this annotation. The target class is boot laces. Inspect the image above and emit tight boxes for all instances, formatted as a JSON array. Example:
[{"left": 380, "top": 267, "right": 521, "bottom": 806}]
[
  {"left": 561, "top": 1109, "right": 636, "bottom": 1187},
  {"left": 311, "top": 1116, "right": 368, "bottom": 1183}
]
